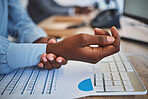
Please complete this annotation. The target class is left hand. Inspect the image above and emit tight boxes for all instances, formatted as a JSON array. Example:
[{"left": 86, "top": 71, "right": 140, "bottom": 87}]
[
  {"left": 33, "top": 37, "right": 56, "bottom": 44},
  {"left": 38, "top": 53, "right": 67, "bottom": 70},
  {"left": 34, "top": 37, "right": 68, "bottom": 70}
]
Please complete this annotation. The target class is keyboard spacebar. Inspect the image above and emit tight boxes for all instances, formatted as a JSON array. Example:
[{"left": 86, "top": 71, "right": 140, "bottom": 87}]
[{"left": 106, "top": 86, "right": 124, "bottom": 92}]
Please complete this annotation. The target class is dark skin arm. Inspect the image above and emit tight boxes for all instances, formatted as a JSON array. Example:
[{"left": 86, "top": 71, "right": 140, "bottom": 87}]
[{"left": 46, "top": 26, "right": 120, "bottom": 64}]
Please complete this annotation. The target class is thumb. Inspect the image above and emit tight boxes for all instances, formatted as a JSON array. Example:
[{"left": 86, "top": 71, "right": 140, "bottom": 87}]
[
  {"left": 94, "top": 28, "right": 110, "bottom": 36},
  {"left": 48, "top": 39, "right": 57, "bottom": 44},
  {"left": 80, "top": 34, "right": 115, "bottom": 47}
]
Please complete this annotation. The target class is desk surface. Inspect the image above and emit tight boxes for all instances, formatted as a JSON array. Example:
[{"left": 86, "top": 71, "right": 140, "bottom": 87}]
[{"left": 38, "top": 15, "right": 148, "bottom": 99}]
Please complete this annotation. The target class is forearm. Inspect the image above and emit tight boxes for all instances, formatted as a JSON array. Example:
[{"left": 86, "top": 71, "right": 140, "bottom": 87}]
[
  {"left": 7, "top": 43, "right": 47, "bottom": 68},
  {"left": 2, "top": 43, "right": 47, "bottom": 74}
]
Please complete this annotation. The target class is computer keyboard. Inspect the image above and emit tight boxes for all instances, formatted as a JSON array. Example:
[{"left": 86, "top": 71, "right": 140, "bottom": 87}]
[
  {"left": 0, "top": 67, "right": 57, "bottom": 95},
  {"left": 93, "top": 51, "right": 147, "bottom": 94},
  {"left": 0, "top": 51, "right": 147, "bottom": 96}
]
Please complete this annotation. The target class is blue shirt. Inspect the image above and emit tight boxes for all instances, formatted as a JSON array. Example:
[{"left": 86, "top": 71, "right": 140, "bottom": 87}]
[{"left": 0, "top": 0, "right": 48, "bottom": 74}]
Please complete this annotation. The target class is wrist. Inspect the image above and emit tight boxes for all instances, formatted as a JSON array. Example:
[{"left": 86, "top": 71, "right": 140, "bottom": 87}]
[{"left": 46, "top": 42, "right": 68, "bottom": 60}]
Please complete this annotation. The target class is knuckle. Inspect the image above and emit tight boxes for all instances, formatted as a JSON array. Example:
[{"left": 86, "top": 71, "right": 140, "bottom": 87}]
[
  {"left": 77, "top": 34, "right": 87, "bottom": 44},
  {"left": 98, "top": 36, "right": 107, "bottom": 44},
  {"left": 114, "top": 46, "right": 120, "bottom": 53},
  {"left": 52, "top": 63, "right": 61, "bottom": 69},
  {"left": 116, "top": 47, "right": 120, "bottom": 52},
  {"left": 47, "top": 68, "right": 53, "bottom": 70},
  {"left": 54, "top": 65, "right": 61, "bottom": 69}
]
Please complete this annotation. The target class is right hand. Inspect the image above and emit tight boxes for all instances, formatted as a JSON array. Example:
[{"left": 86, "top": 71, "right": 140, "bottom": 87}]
[{"left": 46, "top": 26, "right": 120, "bottom": 64}]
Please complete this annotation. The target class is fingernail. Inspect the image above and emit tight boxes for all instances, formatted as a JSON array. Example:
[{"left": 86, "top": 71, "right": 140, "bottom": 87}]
[
  {"left": 48, "top": 39, "right": 56, "bottom": 44},
  {"left": 113, "top": 26, "right": 117, "bottom": 30},
  {"left": 48, "top": 56, "right": 54, "bottom": 61},
  {"left": 38, "top": 63, "right": 43, "bottom": 68},
  {"left": 43, "top": 57, "right": 47, "bottom": 62},
  {"left": 107, "top": 36, "right": 115, "bottom": 42},
  {"left": 95, "top": 28, "right": 101, "bottom": 31},
  {"left": 57, "top": 58, "right": 62, "bottom": 63}
]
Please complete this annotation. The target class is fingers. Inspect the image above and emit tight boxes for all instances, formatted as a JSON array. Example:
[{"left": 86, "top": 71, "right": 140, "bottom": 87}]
[
  {"left": 111, "top": 26, "right": 120, "bottom": 48},
  {"left": 47, "top": 53, "right": 61, "bottom": 69},
  {"left": 40, "top": 53, "right": 53, "bottom": 70},
  {"left": 56, "top": 57, "right": 67, "bottom": 65},
  {"left": 94, "top": 28, "right": 110, "bottom": 36},
  {"left": 97, "top": 26, "right": 120, "bottom": 57},
  {"left": 38, "top": 62, "right": 43, "bottom": 68},
  {"left": 79, "top": 26, "right": 120, "bottom": 63},
  {"left": 79, "top": 34, "right": 115, "bottom": 47}
]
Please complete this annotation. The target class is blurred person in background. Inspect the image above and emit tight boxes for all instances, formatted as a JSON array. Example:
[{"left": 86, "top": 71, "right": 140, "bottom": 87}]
[{"left": 27, "top": 0, "right": 94, "bottom": 23}]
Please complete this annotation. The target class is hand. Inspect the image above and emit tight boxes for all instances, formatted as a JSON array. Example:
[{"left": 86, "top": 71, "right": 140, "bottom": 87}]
[
  {"left": 46, "top": 26, "right": 120, "bottom": 64},
  {"left": 38, "top": 53, "right": 67, "bottom": 70},
  {"left": 37, "top": 39, "right": 68, "bottom": 70},
  {"left": 75, "top": 6, "right": 94, "bottom": 15}
]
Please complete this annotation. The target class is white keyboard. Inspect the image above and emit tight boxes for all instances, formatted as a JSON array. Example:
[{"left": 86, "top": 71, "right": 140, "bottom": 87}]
[
  {"left": 92, "top": 51, "right": 147, "bottom": 95},
  {"left": 0, "top": 67, "right": 57, "bottom": 95}
]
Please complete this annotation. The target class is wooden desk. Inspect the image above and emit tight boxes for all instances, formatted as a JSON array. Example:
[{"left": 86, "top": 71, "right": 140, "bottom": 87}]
[{"left": 38, "top": 15, "right": 148, "bottom": 99}]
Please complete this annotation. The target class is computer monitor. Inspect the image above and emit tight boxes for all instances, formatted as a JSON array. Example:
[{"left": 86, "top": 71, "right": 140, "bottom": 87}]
[
  {"left": 123, "top": 0, "right": 148, "bottom": 24},
  {"left": 119, "top": 0, "right": 148, "bottom": 44}
]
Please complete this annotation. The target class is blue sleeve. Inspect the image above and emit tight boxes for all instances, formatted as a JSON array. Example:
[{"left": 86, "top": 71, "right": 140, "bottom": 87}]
[
  {"left": 7, "top": 0, "right": 47, "bottom": 43},
  {"left": 0, "top": 36, "right": 47, "bottom": 74}
]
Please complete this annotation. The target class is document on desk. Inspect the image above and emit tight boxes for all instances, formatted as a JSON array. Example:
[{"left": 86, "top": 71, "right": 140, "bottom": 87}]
[
  {"left": 51, "top": 61, "right": 96, "bottom": 98},
  {"left": 0, "top": 61, "right": 95, "bottom": 99}
]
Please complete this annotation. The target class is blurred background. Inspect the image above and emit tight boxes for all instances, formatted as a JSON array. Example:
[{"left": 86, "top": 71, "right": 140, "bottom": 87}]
[
  {"left": 19, "top": 0, "right": 148, "bottom": 43},
  {"left": 20, "top": 0, "right": 124, "bottom": 13}
]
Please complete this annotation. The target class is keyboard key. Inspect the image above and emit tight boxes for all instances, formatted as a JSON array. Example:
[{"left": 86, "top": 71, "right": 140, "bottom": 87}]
[
  {"left": 96, "top": 81, "right": 103, "bottom": 86},
  {"left": 112, "top": 73, "right": 119, "bottom": 76},
  {"left": 104, "top": 73, "right": 111, "bottom": 77},
  {"left": 105, "top": 81, "right": 113, "bottom": 86},
  {"left": 117, "top": 64, "right": 124, "bottom": 68},
  {"left": 106, "top": 86, "right": 124, "bottom": 91},
  {"left": 121, "top": 76, "right": 129, "bottom": 81},
  {"left": 95, "top": 86, "right": 104, "bottom": 92},
  {"left": 95, "top": 73, "right": 102, "bottom": 77},
  {"left": 104, "top": 77, "right": 112, "bottom": 81},
  {"left": 110, "top": 67, "right": 118, "bottom": 72},
  {"left": 124, "top": 62, "right": 134, "bottom": 72},
  {"left": 126, "top": 67, "right": 134, "bottom": 72},
  {"left": 118, "top": 67, "right": 126, "bottom": 72},
  {"left": 125, "top": 86, "right": 134, "bottom": 91},
  {"left": 123, "top": 81, "right": 132, "bottom": 86},
  {"left": 96, "top": 76, "right": 103, "bottom": 81},
  {"left": 112, "top": 76, "right": 121, "bottom": 81},
  {"left": 120, "top": 72, "right": 127, "bottom": 76},
  {"left": 114, "top": 81, "right": 122, "bottom": 86}
]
